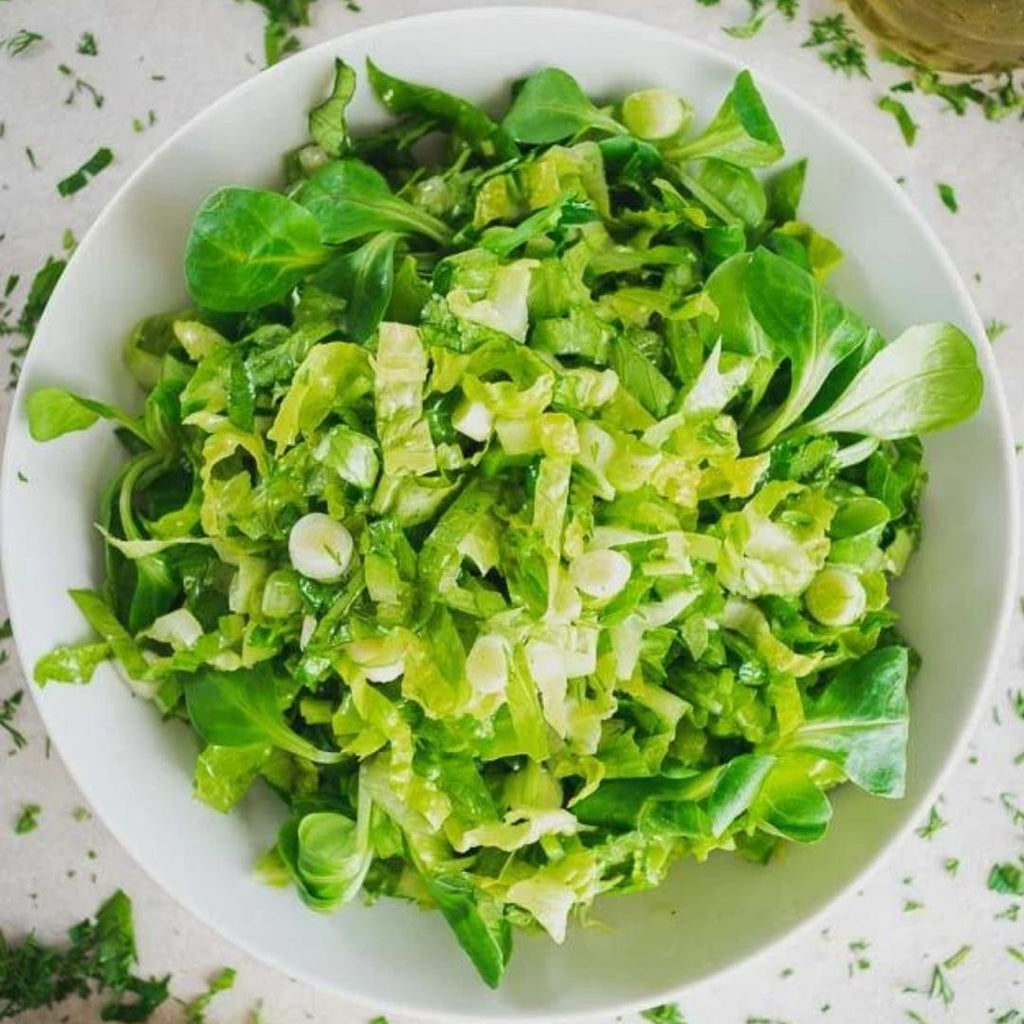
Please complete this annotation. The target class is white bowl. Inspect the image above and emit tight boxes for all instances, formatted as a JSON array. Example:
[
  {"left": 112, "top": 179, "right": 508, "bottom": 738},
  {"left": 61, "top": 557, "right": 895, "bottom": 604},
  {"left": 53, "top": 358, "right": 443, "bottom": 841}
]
[{"left": 2, "top": 8, "right": 1018, "bottom": 1021}]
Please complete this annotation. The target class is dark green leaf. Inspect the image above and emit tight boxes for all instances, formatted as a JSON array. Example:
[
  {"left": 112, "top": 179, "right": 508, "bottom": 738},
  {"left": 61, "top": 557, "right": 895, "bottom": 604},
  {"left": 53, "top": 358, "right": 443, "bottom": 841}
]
[
  {"left": 367, "top": 58, "right": 518, "bottom": 161},
  {"left": 425, "top": 873, "right": 512, "bottom": 989},
  {"left": 184, "top": 187, "right": 330, "bottom": 312},
  {"left": 310, "top": 232, "right": 399, "bottom": 342},
  {"left": 295, "top": 159, "right": 450, "bottom": 246},
  {"left": 503, "top": 67, "right": 625, "bottom": 144}
]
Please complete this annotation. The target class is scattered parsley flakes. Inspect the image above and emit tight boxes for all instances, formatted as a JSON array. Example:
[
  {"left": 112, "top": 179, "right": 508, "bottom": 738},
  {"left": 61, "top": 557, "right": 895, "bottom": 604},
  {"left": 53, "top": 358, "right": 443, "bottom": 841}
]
[
  {"left": 1, "top": 29, "right": 43, "bottom": 57},
  {"left": 903, "top": 899, "right": 924, "bottom": 912},
  {"left": 56, "top": 146, "right": 114, "bottom": 197},
  {"left": 58, "top": 63, "right": 104, "bottom": 108},
  {"left": 927, "top": 964, "right": 955, "bottom": 1007},
  {"left": 24, "top": 147, "right": 38, "bottom": 170},
  {"left": 1001, "top": 793, "right": 1024, "bottom": 829},
  {"left": 937, "top": 182, "right": 959, "bottom": 213},
  {"left": 0, "top": 690, "right": 27, "bottom": 751},
  {"left": 989, "top": 861, "right": 1024, "bottom": 896},
  {"left": 1007, "top": 946, "right": 1024, "bottom": 966},
  {"left": 915, "top": 804, "right": 947, "bottom": 840},
  {"left": 724, "top": 0, "right": 799, "bottom": 40},
  {"left": 76, "top": 31, "right": 98, "bottom": 56},
  {"left": 132, "top": 110, "right": 158, "bottom": 133},
  {"left": 0, "top": 619, "right": 12, "bottom": 641},
  {"left": 943, "top": 945, "right": 971, "bottom": 970},
  {"left": 0, "top": 890, "right": 170, "bottom": 1019},
  {"left": 71, "top": 805, "right": 92, "bottom": 822},
  {"left": 642, "top": 1005, "right": 688, "bottom": 1024},
  {"left": 943, "top": 857, "right": 960, "bottom": 876},
  {"left": 986, "top": 320, "right": 1009, "bottom": 342},
  {"left": 878, "top": 95, "right": 918, "bottom": 145},
  {"left": 14, "top": 803, "right": 41, "bottom": 835},
  {"left": 883, "top": 49, "right": 1024, "bottom": 121},
  {"left": 368, "top": 1017, "right": 389, "bottom": 1024},
  {"left": 182, "top": 967, "right": 236, "bottom": 1023},
  {"left": 803, "top": 14, "right": 868, "bottom": 78}
]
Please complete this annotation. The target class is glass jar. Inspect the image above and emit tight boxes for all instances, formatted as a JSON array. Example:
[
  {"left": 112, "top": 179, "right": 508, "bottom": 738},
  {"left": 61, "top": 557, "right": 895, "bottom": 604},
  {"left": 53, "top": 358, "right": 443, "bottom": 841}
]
[{"left": 847, "top": 0, "right": 1024, "bottom": 73}]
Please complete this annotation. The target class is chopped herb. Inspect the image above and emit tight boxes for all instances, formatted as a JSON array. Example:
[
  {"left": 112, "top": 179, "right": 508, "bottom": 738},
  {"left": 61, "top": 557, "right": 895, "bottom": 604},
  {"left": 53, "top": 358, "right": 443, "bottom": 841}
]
[
  {"left": 986, "top": 320, "right": 1009, "bottom": 342},
  {"left": 368, "top": 1018, "right": 389, "bottom": 1024},
  {"left": 15, "top": 803, "right": 41, "bottom": 834},
  {"left": 943, "top": 857, "right": 959, "bottom": 875},
  {"left": 943, "top": 945, "right": 971, "bottom": 970},
  {"left": 3, "top": 275, "right": 18, "bottom": 298},
  {"left": 182, "top": 967, "right": 236, "bottom": 1022},
  {"left": 915, "top": 804, "right": 947, "bottom": 840},
  {"left": 56, "top": 146, "right": 113, "bottom": 197},
  {"left": 58, "top": 63, "right": 104, "bottom": 108},
  {"left": 1001, "top": 793, "right": 1024, "bottom": 828},
  {"left": 0, "top": 890, "right": 170, "bottom": 1019},
  {"left": 76, "top": 31, "right": 98, "bottom": 56},
  {"left": 904, "top": 1012, "right": 928, "bottom": 1024},
  {"left": 24, "top": 147, "right": 37, "bottom": 170},
  {"left": 61, "top": 228, "right": 76, "bottom": 253},
  {"left": 883, "top": 50, "right": 1024, "bottom": 121},
  {"left": 989, "top": 861, "right": 1024, "bottom": 896},
  {"left": 642, "top": 1005, "right": 687, "bottom": 1024},
  {"left": 996, "top": 903, "right": 1020, "bottom": 921},
  {"left": 1008, "top": 946, "right": 1024, "bottom": 966},
  {"left": 2, "top": 29, "right": 43, "bottom": 56},
  {"left": 927, "top": 964, "right": 954, "bottom": 1007},
  {"left": 0, "top": 619, "right": 11, "bottom": 641},
  {"left": 903, "top": 899, "right": 923, "bottom": 912},
  {"left": 937, "top": 183, "right": 958, "bottom": 213},
  {"left": 804, "top": 15, "right": 868, "bottom": 78},
  {"left": 16, "top": 255, "right": 66, "bottom": 337},
  {"left": 878, "top": 96, "right": 918, "bottom": 145},
  {"left": 71, "top": 806, "right": 92, "bottom": 822},
  {"left": 0, "top": 690, "right": 27, "bottom": 751},
  {"left": 724, "top": 0, "right": 799, "bottom": 40},
  {"left": 150, "top": 73, "right": 166, "bottom": 81}
]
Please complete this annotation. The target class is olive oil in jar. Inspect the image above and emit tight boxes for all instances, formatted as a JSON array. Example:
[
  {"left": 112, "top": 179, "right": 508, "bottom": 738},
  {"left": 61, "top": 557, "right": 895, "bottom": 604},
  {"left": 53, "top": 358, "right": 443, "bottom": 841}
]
[{"left": 848, "top": 0, "right": 1024, "bottom": 73}]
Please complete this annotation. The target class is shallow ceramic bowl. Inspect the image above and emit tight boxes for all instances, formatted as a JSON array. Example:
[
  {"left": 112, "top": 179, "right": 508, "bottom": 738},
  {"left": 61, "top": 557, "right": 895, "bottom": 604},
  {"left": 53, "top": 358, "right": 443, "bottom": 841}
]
[{"left": 2, "top": 8, "right": 1018, "bottom": 1021}]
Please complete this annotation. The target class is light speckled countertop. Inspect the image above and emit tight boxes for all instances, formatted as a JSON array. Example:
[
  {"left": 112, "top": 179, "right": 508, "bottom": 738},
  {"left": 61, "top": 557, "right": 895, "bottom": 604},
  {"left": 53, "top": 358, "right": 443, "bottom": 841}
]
[{"left": 1, "top": 1, "right": 1022, "bottom": 1021}]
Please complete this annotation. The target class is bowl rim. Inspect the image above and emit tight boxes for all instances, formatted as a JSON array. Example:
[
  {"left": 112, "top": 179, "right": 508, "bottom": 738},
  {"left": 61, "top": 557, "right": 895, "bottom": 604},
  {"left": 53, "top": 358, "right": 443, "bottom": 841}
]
[{"left": 2, "top": 7, "right": 1020, "bottom": 1022}]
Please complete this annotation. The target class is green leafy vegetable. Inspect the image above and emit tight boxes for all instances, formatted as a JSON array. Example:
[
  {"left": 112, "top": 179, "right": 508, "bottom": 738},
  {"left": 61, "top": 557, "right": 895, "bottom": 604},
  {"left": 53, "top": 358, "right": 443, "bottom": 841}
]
[
  {"left": 29, "top": 59, "right": 981, "bottom": 989},
  {"left": 503, "top": 67, "right": 626, "bottom": 144},
  {"left": 184, "top": 187, "right": 330, "bottom": 311},
  {"left": 367, "top": 59, "right": 518, "bottom": 160},
  {"left": 295, "top": 159, "right": 450, "bottom": 245},
  {"left": 309, "top": 58, "right": 356, "bottom": 156},
  {"left": 666, "top": 70, "right": 783, "bottom": 168}
]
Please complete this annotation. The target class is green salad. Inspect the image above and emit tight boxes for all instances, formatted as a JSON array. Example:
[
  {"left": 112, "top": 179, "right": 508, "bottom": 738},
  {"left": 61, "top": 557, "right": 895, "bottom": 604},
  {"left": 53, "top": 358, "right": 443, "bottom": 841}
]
[{"left": 29, "top": 59, "right": 983, "bottom": 987}]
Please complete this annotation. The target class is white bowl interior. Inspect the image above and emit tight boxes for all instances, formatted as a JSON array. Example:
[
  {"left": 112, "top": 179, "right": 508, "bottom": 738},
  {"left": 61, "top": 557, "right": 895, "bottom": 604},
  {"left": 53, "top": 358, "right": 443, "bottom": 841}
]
[{"left": 1, "top": 9, "right": 1017, "bottom": 1021}]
